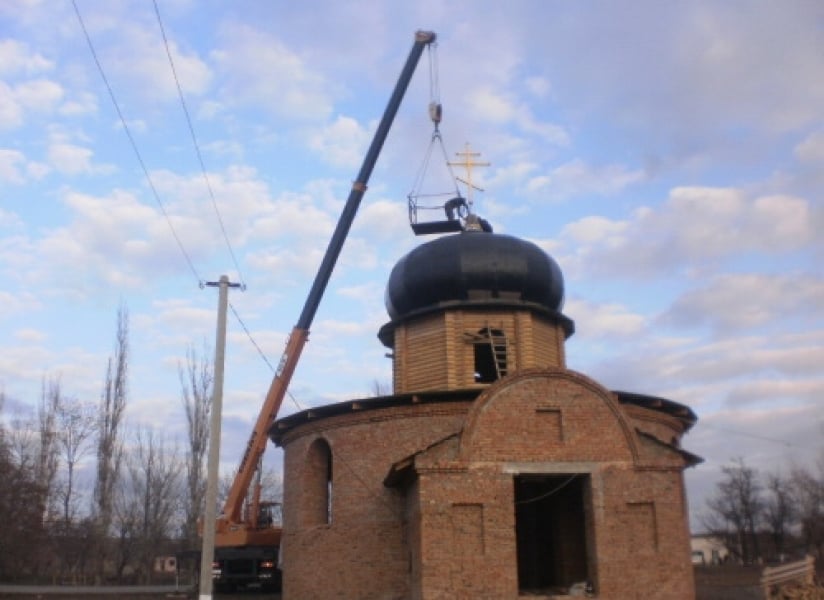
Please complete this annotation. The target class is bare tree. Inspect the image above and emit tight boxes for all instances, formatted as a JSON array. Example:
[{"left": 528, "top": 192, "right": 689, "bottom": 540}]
[
  {"left": 6, "top": 412, "right": 37, "bottom": 474},
  {"left": 216, "top": 459, "right": 283, "bottom": 527},
  {"left": 54, "top": 398, "right": 96, "bottom": 525},
  {"left": 0, "top": 446, "right": 46, "bottom": 581},
  {"left": 37, "top": 376, "right": 61, "bottom": 521},
  {"left": 111, "top": 479, "right": 140, "bottom": 582},
  {"left": 0, "top": 391, "right": 47, "bottom": 581},
  {"left": 257, "top": 461, "right": 284, "bottom": 525},
  {"left": 790, "top": 457, "right": 824, "bottom": 559},
  {"left": 122, "top": 428, "right": 182, "bottom": 583},
  {"left": 5, "top": 378, "right": 64, "bottom": 528},
  {"left": 179, "top": 343, "right": 212, "bottom": 546},
  {"left": 370, "top": 379, "right": 391, "bottom": 397},
  {"left": 93, "top": 304, "right": 129, "bottom": 578},
  {"left": 704, "top": 458, "right": 763, "bottom": 564},
  {"left": 763, "top": 472, "right": 794, "bottom": 560}
]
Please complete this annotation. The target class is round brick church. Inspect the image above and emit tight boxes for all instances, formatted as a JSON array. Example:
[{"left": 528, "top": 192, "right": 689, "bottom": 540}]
[{"left": 269, "top": 225, "right": 700, "bottom": 599}]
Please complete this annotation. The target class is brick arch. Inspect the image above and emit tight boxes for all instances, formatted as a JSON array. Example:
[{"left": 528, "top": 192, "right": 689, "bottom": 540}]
[
  {"left": 301, "top": 436, "right": 333, "bottom": 526},
  {"left": 459, "top": 368, "right": 639, "bottom": 463}
]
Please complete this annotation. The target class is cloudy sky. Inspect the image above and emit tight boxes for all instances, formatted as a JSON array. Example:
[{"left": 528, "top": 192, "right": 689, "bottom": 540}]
[{"left": 1, "top": 0, "right": 822, "bottom": 528}]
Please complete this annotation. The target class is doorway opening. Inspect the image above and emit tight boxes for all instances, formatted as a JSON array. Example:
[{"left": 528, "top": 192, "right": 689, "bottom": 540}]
[{"left": 514, "top": 474, "right": 591, "bottom": 594}]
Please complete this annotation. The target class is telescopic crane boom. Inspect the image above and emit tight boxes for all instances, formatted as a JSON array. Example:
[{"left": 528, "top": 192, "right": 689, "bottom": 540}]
[{"left": 216, "top": 30, "right": 437, "bottom": 543}]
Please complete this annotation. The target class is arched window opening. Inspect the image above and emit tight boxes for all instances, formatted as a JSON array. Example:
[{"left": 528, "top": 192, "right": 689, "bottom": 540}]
[
  {"left": 303, "top": 438, "right": 333, "bottom": 526},
  {"left": 473, "top": 327, "right": 507, "bottom": 383}
]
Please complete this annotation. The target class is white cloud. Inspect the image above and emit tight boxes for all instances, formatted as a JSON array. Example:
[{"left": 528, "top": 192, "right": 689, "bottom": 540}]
[
  {"left": 0, "top": 208, "right": 24, "bottom": 230},
  {"left": 526, "top": 159, "right": 643, "bottom": 200},
  {"left": 795, "top": 130, "right": 824, "bottom": 164},
  {"left": 0, "top": 149, "right": 27, "bottom": 184},
  {"left": 0, "top": 290, "right": 41, "bottom": 319},
  {"left": 149, "top": 299, "right": 215, "bottom": 342},
  {"left": 58, "top": 92, "right": 98, "bottom": 117},
  {"left": 26, "top": 189, "right": 203, "bottom": 294},
  {"left": 524, "top": 76, "right": 550, "bottom": 98},
  {"left": 213, "top": 22, "right": 333, "bottom": 120},
  {"left": 0, "top": 78, "right": 64, "bottom": 129},
  {"left": 47, "top": 143, "right": 99, "bottom": 175},
  {"left": 0, "top": 82, "right": 24, "bottom": 128},
  {"left": 524, "top": 2, "right": 824, "bottom": 146},
  {"left": 353, "top": 199, "right": 409, "bottom": 244},
  {"left": 565, "top": 298, "right": 646, "bottom": 339},
  {"left": 130, "top": 37, "right": 212, "bottom": 101},
  {"left": 0, "top": 341, "right": 54, "bottom": 389},
  {"left": 78, "top": 15, "right": 212, "bottom": 105},
  {"left": 307, "top": 115, "right": 370, "bottom": 169},
  {"left": 562, "top": 215, "right": 629, "bottom": 247},
  {"left": 149, "top": 166, "right": 333, "bottom": 250},
  {"left": 725, "top": 379, "right": 824, "bottom": 408},
  {"left": 468, "top": 86, "right": 516, "bottom": 124},
  {"left": 13, "top": 79, "right": 64, "bottom": 112},
  {"left": 14, "top": 328, "right": 46, "bottom": 343},
  {"left": 246, "top": 245, "right": 325, "bottom": 284},
  {"left": 562, "top": 187, "right": 815, "bottom": 278},
  {"left": 466, "top": 86, "right": 568, "bottom": 146},
  {"left": 661, "top": 273, "right": 824, "bottom": 334},
  {"left": 487, "top": 161, "right": 537, "bottom": 189},
  {"left": 337, "top": 236, "right": 378, "bottom": 272},
  {"left": 577, "top": 331, "right": 824, "bottom": 406},
  {"left": 0, "top": 39, "right": 53, "bottom": 75},
  {"left": 245, "top": 192, "right": 334, "bottom": 245}
]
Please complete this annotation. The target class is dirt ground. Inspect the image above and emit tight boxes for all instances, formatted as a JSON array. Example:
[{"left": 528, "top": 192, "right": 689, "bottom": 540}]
[
  {"left": 695, "top": 564, "right": 763, "bottom": 600},
  {"left": 0, "top": 592, "right": 280, "bottom": 600},
  {"left": 0, "top": 585, "right": 280, "bottom": 600},
  {"left": 0, "top": 566, "right": 816, "bottom": 599}
]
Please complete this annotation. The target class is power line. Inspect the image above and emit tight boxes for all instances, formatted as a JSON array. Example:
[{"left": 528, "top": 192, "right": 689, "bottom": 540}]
[
  {"left": 77, "top": 2, "right": 388, "bottom": 514},
  {"left": 699, "top": 423, "right": 806, "bottom": 449},
  {"left": 152, "top": 0, "right": 248, "bottom": 290},
  {"left": 152, "top": 1, "right": 292, "bottom": 397},
  {"left": 72, "top": 0, "right": 203, "bottom": 288},
  {"left": 77, "top": 0, "right": 272, "bottom": 381},
  {"left": 228, "top": 302, "right": 304, "bottom": 413},
  {"left": 229, "top": 303, "right": 275, "bottom": 372}
]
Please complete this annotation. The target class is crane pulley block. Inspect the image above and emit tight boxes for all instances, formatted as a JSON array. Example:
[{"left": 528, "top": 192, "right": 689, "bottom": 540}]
[{"left": 429, "top": 102, "right": 442, "bottom": 125}]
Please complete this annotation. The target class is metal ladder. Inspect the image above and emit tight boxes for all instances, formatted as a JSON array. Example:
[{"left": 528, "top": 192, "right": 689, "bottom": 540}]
[{"left": 488, "top": 327, "right": 508, "bottom": 379}]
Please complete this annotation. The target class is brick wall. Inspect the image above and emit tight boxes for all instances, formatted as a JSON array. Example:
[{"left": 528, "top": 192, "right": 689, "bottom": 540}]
[
  {"left": 279, "top": 403, "right": 470, "bottom": 599},
  {"left": 276, "top": 369, "right": 697, "bottom": 599}
]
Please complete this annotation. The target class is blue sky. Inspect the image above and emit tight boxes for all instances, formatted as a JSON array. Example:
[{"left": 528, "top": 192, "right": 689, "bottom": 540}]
[{"left": 1, "top": 0, "right": 822, "bottom": 528}]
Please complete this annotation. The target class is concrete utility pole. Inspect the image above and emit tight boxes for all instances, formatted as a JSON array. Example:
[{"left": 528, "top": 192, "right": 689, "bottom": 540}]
[{"left": 199, "top": 275, "right": 241, "bottom": 600}]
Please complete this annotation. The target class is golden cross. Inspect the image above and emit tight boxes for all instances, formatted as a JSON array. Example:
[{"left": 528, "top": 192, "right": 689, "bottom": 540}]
[{"left": 448, "top": 143, "right": 490, "bottom": 211}]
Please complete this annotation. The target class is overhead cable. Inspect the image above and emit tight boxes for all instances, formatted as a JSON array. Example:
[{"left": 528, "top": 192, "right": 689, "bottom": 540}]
[
  {"left": 152, "top": 0, "right": 248, "bottom": 290},
  {"left": 72, "top": 0, "right": 203, "bottom": 288}
]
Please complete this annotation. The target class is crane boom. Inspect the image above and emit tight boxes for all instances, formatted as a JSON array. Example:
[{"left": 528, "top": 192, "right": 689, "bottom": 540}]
[{"left": 219, "top": 30, "right": 437, "bottom": 529}]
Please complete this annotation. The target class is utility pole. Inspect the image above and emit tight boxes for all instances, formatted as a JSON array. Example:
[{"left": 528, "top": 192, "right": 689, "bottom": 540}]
[{"left": 199, "top": 275, "right": 241, "bottom": 600}]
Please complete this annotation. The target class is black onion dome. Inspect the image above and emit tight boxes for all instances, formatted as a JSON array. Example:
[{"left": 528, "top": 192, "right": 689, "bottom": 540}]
[{"left": 379, "top": 230, "right": 573, "bottom": 346}]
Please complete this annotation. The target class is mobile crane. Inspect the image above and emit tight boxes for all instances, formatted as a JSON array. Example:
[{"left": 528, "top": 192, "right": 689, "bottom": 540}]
[{"left": 209, "top": 30, "right": 438, "bottom": 592}]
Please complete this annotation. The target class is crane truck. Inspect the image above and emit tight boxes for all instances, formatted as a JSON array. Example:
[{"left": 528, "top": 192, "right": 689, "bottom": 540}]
[{"left": 209, "top": 30, "right": 438, "bottom": 592}]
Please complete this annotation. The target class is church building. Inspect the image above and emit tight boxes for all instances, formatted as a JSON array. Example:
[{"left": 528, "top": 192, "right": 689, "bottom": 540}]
[{"left": 269, "top": 222, "right": 701, "bottom": 599}]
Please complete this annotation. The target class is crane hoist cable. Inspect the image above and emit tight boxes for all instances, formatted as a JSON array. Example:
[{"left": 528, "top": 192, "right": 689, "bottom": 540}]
[{"left": 407, "top": 42, "right": 467, "bottom": 234}]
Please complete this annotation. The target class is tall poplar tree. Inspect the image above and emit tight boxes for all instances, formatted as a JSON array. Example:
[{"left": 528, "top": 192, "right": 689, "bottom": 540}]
[{"left": 93, "top": 304, "right": 129, "bottom": 577}]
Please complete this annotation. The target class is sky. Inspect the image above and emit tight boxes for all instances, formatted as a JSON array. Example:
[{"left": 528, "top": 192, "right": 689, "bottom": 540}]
[{"left": 1, "top": 0, "right": 822, "bottom": 529}]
